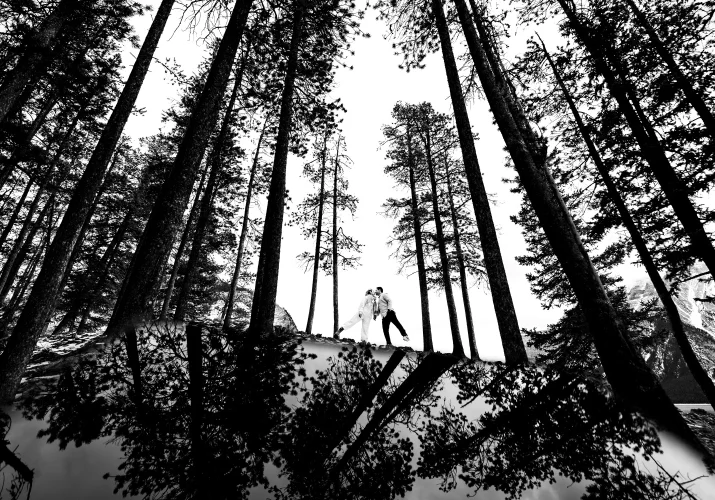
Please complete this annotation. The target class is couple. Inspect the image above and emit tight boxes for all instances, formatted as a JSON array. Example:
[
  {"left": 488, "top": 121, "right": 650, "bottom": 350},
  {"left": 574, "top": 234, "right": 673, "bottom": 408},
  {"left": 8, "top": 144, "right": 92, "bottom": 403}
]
[{"left": 334, "top": 287, "right": 410, "bottom": 346}]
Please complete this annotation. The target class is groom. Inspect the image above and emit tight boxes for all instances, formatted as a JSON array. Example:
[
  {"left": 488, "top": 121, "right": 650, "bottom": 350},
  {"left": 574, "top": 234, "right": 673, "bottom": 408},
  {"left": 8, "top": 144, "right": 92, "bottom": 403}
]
[{"left": 374, "top": 286, "right": 409, "bottom": 346}]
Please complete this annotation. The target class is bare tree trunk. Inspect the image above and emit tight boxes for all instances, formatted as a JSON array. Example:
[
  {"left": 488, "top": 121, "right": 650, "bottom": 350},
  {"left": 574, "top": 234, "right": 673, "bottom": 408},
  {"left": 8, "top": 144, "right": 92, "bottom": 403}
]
[
  {"left": 451, "top": 0, "right": 702, "bottom": 446},
  {"left": 432, "top": 0, "right": 527, "bottom": 363},
  {"left": 406, "top": 127, "right": 433, "bottom": 351},
  {"left": 422, "top": 127, "right": 463, "bottom": 356},
  {"left": 541, "top": 38, "right": 715, "bottom": 409},
  {"left": 556, "top": 0, "right": 715, "bottom": 284},
  {"left": 0, "top": 0, "right": 178, "bottom": 404},
  {"left": 249, "top": 1, "right": 305, "bottom": 335},
  {"left": 105, "top": 1, "right": 252, "bottom": 343},
  {"left": 224, "top": 121, "right": 265, "bottom": 330},
  {"left": 332, "top": 135, "right": 341, "bottom": 336},
  {"left": 160, "top": 160, "right": 210, "bottom": 320},
  {"left": 0, "top": 0, "right": 79, "bottom": 123},
  {"left": 445, "top": 160, "right": 479, "bottom": 359},
  {"left": 305, "top": 134, "right": 328, "bottom": 335},
  {"left": 174, "top": 59, "right": 244, "bottom": 321}
]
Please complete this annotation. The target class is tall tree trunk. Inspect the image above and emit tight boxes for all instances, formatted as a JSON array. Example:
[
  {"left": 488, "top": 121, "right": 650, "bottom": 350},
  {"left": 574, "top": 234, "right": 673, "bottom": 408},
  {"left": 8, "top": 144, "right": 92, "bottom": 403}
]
[
  {"left": 422, "top": 127, "right": 464, "bottom": 356},
  {"left": 451, "top": 0, "right": 702, "bottom": 447},
  {"left": 249, "top": 1, "right": 304, "bottom": 335},
  {"left": 105, "top": 1, "right": 252, "bottom": 343},
  {"left": 623, "top": 0, "right": 715, "bottom": 140},
  {"left": 0, "top": 176, "right": 33, "bottom": 252},
  {"left": 160, "top": 160, "right": 210, "bottom": 320},
  {"left": 224, "top": 122, "right": 265, "bottom": 330},
  {"left": 432, "top": 0, "right": 527, "bottom": 363},
  {"left": 0, "top": 0, "right": 79, "bottom": 124},
  {"left": 541, "top": 38, "right": 715, "bottom": 409},
  {"left": 332, "top": 135, "right": 341, "bottom": 336},
  {"left": 174, "top": 60, "right": 244, "bottom": 321},
  {"left": 305, "top": 135, "right": 328, "bottom": 336},
  {"left": 406, "top": 127, "right": 433, "bottom": 351},
  {"left": 0, "top": 0, "right": 178, "bottom": 404},
  {"left": 445, "top": 160, "right": 479, "bottom": 359},
  {"left": 556, "top": 0, "right": 715, "bottom": 283}
]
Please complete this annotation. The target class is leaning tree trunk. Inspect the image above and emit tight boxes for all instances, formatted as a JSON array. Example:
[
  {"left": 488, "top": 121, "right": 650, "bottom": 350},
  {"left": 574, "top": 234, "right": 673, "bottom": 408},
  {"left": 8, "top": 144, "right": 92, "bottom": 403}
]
[
  {"left": 422, "top": 128, "right": 464, "bottom": 356},
  {"left": 0, "top": 0, "right": 79, "bottom": 124},
  {"left": 305, "top": 135, "right": 328, "bottom": 336},
  {"left": 0, "top": 0, "right": 178, "bottom": 404},
  {"left": 541, "top": 38, "right": 715, "bottom": 409},
  {"left": 106, "top": 1, "right": 252, "bottom": 344},
  {"left": 623, "top": 0, "right": 715, "bottom": 141},
  {"left": 406, "top": 127, "right": 433, "bottom": 351},
  {"left": 249, "top": 1, "right": 305, "bottom": 336},
  {"left": 332, "top": 135, "right": 341, "bottom": 336},
  {"left": 432, "top": 0, "right": 527, "bottom": 363},
  {"left": 556, "top": 0, "right": 715, "bottom": 284},
  {"left": 173, "top": 58, "right": 244, "bottom": 321},
  {"left": 451, "top": 0, "right": 702, "bottom": 447},
  {"left": 160, "top": 160, "right": 210, "bottom": 320},
  {"left": 445, "top": 160, "right": 479, "bottom": 360},
  {"left": 224, "top": 121, "right": 266, "bottom": 330}
]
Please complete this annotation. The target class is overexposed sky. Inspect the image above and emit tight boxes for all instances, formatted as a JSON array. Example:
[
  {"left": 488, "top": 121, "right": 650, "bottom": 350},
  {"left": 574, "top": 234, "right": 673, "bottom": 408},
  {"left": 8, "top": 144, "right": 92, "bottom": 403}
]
[{"left": 121, "top": 1, "right": 648, "bottom": 360}]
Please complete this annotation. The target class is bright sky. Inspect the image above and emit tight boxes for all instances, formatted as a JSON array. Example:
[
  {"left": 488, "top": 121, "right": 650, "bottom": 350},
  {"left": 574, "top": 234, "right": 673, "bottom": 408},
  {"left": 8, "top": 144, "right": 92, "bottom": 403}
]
[{"left": 122, "top": 2, "right": 649, "bottom": 360}]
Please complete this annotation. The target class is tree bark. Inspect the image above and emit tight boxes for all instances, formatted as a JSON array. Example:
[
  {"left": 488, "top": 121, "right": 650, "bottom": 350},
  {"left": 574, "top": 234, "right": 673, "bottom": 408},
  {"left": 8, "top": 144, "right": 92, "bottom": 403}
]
[
  {"left": 541, "top": 38, "right": 715, "bottom": 409},
  {"left": 0, "top": 0, "right": 79, "bottom": 123},
  {"left": 556, "top": 0, "right": 715, "bottom": 284},
  {"left": 173, "top": 58, "right": 244, "bottom": 321},
  {"left": 0, "top": 0, "right": 177, "bottom": 404},
  {"left": 332, "top": 135, "right": 340, "bottom": 336},
  {"left": 623, "top": 0, "right": 715, "bottom": 140},
  {"left": 305, "top": 134, "right": 328, "bottom": 336},
  {"left": 249, "top": 1, "right": 305, "bottom": 336},
  {"left": 432, "top": 0, "right": 527, "bottom": 363},
  {"left": 159, "top": 160, "right": 210, "bottom": 320},
  {"left": 445, "top": 160, "right": 479, "bottom": 360},
  {"left": 105, "top": 1, "right": 252, "bottom": 342},
  {"left": 223, "top": 121, "right": 265, "bottom": 330},
  {"left": 406, "top": 127, "right": 433, "bottom": 351},
  {"left": 422, "top": 125, "right": 464, "bottom": 356},
  {"left": 452, "top": 0, "right": 702, "bottom": 446}
]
